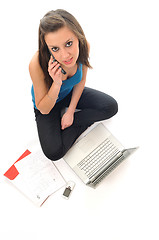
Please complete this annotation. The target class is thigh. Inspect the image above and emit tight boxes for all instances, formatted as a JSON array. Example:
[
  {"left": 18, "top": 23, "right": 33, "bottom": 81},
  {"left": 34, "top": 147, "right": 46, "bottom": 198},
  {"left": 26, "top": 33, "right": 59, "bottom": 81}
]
[
  {"left": 34, "top": 92, "right": 72, "bottom": 136},
  {"left": 34, "top": 105, "right": 90, "bottom": 160},
  {"left": 77, "top": 87, "right": 117, "bottom": 111},
  {"left": 34, "top": 106, "right": 63, "bottom": 153}
]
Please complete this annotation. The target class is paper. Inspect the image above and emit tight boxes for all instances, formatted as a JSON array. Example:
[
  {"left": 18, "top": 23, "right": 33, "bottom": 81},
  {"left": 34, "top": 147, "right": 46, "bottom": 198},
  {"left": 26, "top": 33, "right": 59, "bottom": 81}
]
[
  {"left": 4, "top": 149, "right": 66, "bottom": 206},
  {"left": 4, "top": 150, "right": 31, "bottom": 180}
]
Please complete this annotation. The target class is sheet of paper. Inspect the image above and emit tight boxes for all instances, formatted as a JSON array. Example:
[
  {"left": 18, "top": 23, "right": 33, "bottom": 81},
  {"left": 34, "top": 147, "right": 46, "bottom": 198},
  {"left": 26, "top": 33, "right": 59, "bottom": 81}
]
[{"left": 15, "top": 149, "right": 66, "bottom": 206}]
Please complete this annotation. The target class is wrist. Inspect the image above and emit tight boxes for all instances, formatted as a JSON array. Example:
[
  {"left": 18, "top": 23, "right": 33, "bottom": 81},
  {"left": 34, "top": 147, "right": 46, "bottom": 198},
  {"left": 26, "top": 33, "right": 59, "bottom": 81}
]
[
  {"left": 67, "top": 107, "right": 75, "bottom": 115},
  {"left": 47, "top": 81, "right": 61, "bottom": 101},
  {"left": 53, "top": 81, "right": 62, "bottom": 88}
]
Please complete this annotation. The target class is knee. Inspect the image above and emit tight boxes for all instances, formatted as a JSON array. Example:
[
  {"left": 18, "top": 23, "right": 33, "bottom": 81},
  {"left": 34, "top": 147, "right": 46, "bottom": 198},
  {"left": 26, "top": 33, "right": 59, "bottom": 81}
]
[
  {"left": 42, "top": 144, "right": 65, "bottom": 161},
  {"left": 103, "top": 97, "right": 118, "bottom": 119},
  {"left": 109, "top": 98, "right": 118, "bottom": 117}
]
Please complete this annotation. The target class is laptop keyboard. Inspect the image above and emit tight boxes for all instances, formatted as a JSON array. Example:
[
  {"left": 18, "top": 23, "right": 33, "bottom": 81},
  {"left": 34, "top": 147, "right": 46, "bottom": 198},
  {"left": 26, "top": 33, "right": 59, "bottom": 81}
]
[{"left": 77, "top": 138, "right": 120, "bottom": 177}]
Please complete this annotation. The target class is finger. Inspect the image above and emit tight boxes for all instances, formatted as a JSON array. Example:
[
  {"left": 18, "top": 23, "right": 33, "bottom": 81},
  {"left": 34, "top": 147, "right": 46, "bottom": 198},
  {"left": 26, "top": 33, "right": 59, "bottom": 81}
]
[
  {"left": 52, "top": 63, "right": 61, "bottom": 73},
  {"left": 48, "top": 62, "right": 59, "bottom": 74},
  {"left": 48, "top": 55, "right": 53, "bottom": 65},
  {"left": 61, "top": 122, "right": 65, "bottom": 130},
  {"left": 48, "top": 59, "right": 58, "bottom": 70},
  {"left": 56, "top": 66, "right": 63, "bottom": 75},
  {"left": 61, "top": 119, "right": 66, "bottom": 130}
]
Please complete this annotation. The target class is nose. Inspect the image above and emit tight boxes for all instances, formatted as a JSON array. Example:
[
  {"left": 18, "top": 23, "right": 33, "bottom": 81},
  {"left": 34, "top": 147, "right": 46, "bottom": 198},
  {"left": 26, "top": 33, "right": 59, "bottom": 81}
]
[{"left": 60, "top": 48, "right": 70, "bottom": 60}]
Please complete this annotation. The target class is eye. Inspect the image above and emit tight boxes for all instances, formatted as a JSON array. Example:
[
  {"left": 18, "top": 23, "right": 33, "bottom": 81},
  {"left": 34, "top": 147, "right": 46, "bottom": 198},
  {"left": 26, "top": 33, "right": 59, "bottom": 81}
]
[
  {"left": 51, "top": 47, "right": 59, "bottom": 52},
  {"left": 66, "top": 41, "right": 73, "bottom": 47}
]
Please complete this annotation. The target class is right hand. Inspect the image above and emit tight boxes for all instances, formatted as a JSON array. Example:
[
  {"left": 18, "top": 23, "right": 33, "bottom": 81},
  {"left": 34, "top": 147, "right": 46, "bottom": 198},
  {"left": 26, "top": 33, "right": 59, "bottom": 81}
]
[{"left": 48, "top": 56, "right": 63, "bottom": 86}]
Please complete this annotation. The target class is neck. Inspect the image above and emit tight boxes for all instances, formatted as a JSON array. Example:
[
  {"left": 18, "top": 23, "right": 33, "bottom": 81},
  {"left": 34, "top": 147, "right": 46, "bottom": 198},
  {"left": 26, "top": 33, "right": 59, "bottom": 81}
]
[{"left": 62, "top": 63, "right": 77, "bottom": 80}]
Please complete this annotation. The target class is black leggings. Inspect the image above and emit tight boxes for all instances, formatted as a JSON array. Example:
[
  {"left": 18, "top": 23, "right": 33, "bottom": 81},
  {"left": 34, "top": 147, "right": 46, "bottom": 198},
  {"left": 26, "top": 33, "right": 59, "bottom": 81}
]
[{"left": 34, "top": 87, "right": 118, "bottom": 161}]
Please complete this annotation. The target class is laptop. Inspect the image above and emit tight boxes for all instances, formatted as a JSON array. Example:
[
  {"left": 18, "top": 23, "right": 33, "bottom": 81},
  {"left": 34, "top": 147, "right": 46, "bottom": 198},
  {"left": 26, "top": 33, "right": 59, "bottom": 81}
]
[{"left": 63, "top": 123, "right": 137, "bottom": 188}]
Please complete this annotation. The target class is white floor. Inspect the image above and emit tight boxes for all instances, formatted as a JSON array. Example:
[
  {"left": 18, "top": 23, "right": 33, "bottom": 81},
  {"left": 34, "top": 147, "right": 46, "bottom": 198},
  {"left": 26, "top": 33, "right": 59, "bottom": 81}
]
[{"left": 0, "top": 1, "right": 159, "bottom": 239}]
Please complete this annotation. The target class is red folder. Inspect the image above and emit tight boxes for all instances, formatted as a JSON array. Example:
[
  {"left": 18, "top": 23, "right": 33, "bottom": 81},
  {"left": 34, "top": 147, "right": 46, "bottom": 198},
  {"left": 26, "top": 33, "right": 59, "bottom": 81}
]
[{"left": 4, "top": 150, "right": 31, "bottom": 180}]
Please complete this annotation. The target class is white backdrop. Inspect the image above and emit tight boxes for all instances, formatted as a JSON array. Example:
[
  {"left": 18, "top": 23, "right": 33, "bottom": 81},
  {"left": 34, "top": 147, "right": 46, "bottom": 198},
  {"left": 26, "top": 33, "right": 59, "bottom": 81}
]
[{"left": 0, "top": 0, "right": 159, "bottom": 239}]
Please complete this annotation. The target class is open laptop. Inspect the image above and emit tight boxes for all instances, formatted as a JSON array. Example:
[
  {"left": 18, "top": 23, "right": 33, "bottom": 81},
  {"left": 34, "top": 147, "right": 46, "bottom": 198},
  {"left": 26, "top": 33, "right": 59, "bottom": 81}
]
[{"left": 63, "top": 123, "right": 137, "bottom": 188}]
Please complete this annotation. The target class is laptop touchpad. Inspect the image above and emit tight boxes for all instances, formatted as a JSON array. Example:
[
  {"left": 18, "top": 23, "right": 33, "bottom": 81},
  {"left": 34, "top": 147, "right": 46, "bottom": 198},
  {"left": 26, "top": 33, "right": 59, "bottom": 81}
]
[{"left": 77, "top": 136, "right": 97, "bottom": 154}]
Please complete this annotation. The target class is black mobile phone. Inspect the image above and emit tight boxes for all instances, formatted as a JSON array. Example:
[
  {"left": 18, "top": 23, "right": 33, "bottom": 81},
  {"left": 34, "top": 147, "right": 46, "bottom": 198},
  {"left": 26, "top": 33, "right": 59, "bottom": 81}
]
[
  {"left": 48, "top": 49, "right": 66, "bottom": 75},
  {"left": 62, "top": 181, "right": 75, "bottom": 199},
  {"left": 63, "top": 186, "right": 72, "bottom": 199}
]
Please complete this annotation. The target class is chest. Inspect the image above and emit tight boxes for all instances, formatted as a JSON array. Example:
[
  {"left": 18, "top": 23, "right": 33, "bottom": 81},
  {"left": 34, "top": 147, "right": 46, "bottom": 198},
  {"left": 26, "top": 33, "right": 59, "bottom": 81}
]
[
  {"left": 62, "top": 64, "right": 78, "bottom": 81},
  {"left": 60, "top": 63, "right": 83, "bottom": 90}
]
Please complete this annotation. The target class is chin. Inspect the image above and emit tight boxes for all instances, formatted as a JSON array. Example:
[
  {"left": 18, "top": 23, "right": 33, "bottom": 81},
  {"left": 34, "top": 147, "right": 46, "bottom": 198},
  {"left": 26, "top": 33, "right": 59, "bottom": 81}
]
[{"left": 63, "top": 58, "right": 77, "bottom": 68}]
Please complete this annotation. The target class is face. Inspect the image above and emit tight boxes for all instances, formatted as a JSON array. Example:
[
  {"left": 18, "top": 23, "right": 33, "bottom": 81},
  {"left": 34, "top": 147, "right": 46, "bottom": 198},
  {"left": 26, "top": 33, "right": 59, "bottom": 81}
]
[{"left": 45, "top": 26, "right": 79, "bottom": 69}]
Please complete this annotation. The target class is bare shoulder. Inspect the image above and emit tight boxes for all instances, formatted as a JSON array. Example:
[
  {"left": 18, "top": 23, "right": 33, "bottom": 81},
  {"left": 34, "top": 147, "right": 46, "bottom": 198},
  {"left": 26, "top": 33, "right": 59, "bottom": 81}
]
[
  {"left": 87, "top": 41, "right": 90, "bottom": 54},
  {"left": 29, "top": 51, "right": 44, "bottom": 81},
  {"left": 29, "top": 51, "right": 39, "bottom": 70},
  {"left": 29, "top": 52, "right": 48, "bottom": 109}
]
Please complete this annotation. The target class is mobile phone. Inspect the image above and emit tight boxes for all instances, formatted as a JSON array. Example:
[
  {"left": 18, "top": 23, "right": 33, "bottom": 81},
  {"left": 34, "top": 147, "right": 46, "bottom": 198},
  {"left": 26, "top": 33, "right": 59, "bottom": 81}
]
[
  {"left": 62, "top": 181, "right": 75, "bottom": 199},
  {"left": 48, "top": 49, "right": 66, "bottom": 75},
  {"left": 63, "top": 186, "right": 72, "bottom": 199}
]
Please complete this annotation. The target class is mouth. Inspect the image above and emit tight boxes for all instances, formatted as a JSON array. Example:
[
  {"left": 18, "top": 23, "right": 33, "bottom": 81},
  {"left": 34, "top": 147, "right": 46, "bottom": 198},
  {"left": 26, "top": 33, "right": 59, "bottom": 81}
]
[{"left": 63, "top": 57, "right": 73, "bottom": 65}]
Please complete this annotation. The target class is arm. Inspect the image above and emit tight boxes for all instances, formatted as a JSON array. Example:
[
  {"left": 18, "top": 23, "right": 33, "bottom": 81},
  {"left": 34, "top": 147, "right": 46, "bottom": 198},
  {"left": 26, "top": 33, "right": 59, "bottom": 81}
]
[
  {"left": 67, "top": 65, "right": 87, "bottom": 114},
  {"left": 61, "top": 64, "right": 88, "bottom": 129},
  {"left": 68, "top": 41, "right": 90, "bottom": 115},
  {"left": 29, "top": 52, "right": 63, "bottom": 114},
  {"left": 61, "top": 41, "right": 90, "bottom": 130}
]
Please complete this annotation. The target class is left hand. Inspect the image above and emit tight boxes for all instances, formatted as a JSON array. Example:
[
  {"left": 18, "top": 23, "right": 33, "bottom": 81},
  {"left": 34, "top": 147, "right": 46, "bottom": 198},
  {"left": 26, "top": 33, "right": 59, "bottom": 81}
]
[{"left": 61, "top": 111, "right": 74, "bottom": 130}]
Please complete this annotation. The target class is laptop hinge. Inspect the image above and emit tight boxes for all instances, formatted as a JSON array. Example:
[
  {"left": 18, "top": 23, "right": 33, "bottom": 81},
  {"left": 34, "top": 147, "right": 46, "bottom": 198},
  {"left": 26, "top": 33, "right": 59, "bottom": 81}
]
[
  {"left": 90, "top": 154, "right": 125, "bottom": 187},
  {"left": 88, "top": 151, "right": 123, "bottom": 182},
  {"left": 89, "top": 153, "right": 124, "bottom": 186}
]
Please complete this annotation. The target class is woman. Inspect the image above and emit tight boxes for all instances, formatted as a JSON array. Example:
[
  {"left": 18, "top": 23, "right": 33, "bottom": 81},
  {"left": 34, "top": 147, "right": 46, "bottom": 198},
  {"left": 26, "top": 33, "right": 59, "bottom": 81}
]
[{"left": 29, "top": 9, "right": 118, "bottom": 161}]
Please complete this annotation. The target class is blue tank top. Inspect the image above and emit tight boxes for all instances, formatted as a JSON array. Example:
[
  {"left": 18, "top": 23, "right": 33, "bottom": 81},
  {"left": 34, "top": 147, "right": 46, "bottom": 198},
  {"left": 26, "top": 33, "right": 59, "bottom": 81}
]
[{"left": 31, "top": 63, "right": 83, "bottom": 109}]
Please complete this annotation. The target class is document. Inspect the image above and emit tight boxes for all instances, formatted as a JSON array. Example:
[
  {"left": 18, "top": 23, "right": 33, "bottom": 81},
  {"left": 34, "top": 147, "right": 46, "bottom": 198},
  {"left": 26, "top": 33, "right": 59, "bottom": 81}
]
[{"left": 4, "top": 149, "right": 66, "bottom": 206}]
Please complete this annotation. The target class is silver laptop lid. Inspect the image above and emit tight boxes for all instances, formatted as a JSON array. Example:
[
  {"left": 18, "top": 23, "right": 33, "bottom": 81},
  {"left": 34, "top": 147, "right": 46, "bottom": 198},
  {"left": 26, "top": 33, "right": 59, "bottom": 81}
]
[{"left": 63, "top": 123, "right": 124, "bottom": 168}]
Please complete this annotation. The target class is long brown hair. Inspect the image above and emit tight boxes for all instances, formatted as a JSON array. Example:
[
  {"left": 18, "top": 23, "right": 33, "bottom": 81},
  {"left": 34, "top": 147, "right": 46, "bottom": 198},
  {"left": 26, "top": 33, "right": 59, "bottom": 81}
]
[{"left": 38, "top": 9, "right": 92, "bottom": 88}]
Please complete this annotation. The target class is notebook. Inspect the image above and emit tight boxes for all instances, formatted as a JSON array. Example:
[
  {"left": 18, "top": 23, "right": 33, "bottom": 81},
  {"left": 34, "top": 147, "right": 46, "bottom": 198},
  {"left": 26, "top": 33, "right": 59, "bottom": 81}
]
[{"left": 63, "top": 123, "right": 137, "bottom": 188}]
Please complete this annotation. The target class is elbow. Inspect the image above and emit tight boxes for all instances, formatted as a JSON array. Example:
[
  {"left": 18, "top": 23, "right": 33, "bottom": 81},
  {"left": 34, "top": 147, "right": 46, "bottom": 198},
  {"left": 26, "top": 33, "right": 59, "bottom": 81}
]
[
  {"left": 36, "top": 97, "right": 55, "bottom": 115},
  {"left": 36, "top": 100, "right": 53, "bottom": 115},
  {"left": 39, "top": 109, "right": 51, "bottom": 115},
  {"left": 40, "top": 110, "right": 50, "bottom": 115},
  {"left": 36, "top": 105, "right": 51, "bottom": 115}
]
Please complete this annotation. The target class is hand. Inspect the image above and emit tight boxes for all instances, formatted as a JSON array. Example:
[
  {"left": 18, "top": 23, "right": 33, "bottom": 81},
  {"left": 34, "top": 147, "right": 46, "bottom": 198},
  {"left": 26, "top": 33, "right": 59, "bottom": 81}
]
[
  {"left": 48, "top": 56, "right": 63, "bottom": 86},
  {"left": 61, "top": 111, "right": 74, "bottom": 130}
]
